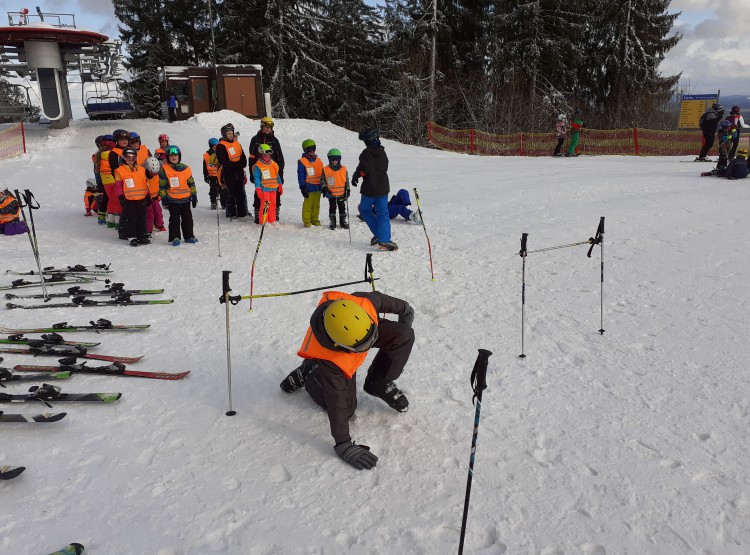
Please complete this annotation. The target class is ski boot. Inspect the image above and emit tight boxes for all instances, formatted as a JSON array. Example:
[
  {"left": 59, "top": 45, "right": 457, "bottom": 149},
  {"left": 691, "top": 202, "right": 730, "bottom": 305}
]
[
  {"left": 363, "top": 378, "right": 409, "bottom": 412},
  {"left": 378, "top": 241, "right": 399, "bottom": 251},
  {"left": 340, "top": 214, "right": 349, "bottom": 229},
  {"left": 280, "top": 360, "right": 317, "bottom": 393},
  {"left": 329, "top": 214, "right": 337, "bottom": 230}
]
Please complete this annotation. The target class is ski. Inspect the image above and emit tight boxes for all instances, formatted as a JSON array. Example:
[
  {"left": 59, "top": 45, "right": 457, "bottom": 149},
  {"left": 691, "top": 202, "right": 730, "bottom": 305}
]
[
  {"left": 0, "top": 465, "right": 26, "bottom": 480},
  {"left": 7, "top": 263, "right": 111, "bottom": 275},
  {"left": 0, "top": 319, "right": 150, "bottom": 334},
  {"left": 0, "top": 384, "right": 121, "bottom": 404},
  {"left": 1, "top": 333, "right": 100, "bottom": 347},
  {"left": 0, "top": 346, "right": 143, "bottom": 364},
  {"left": 14, "top": 361, "right": 189, "bottom": 381},
  {"left": 5, "top": 284, "right": 164, "bottom": 299},
  {"left": 7, "top": 296, "right": 174, "bottom": 309},
  {"left": 0, "top": 368, "right": 72, "bottom": 383},
  {"left": 0, "top": 411, "right": 67, "bottom": 422},
  {"left": 0, "top": 274, "right": 96, "bottom": 291},
  {"left": 48, "top": 543, "right": 85, "bottom": 555}
]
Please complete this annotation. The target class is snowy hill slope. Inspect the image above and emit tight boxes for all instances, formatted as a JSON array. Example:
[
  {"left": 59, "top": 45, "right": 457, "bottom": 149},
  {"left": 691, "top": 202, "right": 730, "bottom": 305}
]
[{"left": 1, "top": 112, "right": 749, "bottom": 554}]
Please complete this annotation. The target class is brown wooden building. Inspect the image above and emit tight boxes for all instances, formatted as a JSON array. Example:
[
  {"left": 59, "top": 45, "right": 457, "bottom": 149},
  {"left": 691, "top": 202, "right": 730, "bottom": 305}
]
[{"left": 159, "top": 65, "right": 267, "bottom": 121}]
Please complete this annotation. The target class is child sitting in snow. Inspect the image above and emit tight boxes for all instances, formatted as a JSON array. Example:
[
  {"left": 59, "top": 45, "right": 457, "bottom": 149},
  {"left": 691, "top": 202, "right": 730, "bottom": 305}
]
[{"left": 0, "top": 189, "right": 29, "bottom": 236}]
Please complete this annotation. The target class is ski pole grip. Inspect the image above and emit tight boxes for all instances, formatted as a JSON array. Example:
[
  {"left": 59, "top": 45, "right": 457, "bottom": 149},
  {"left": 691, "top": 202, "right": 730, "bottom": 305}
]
[
  {"left": 220, "top": 271, "right": 232, "bottom": 304},
  {"left": 413, "top": 187, "right": 420, "bottom": 201},
  {"left": 598, "top": 216, "right": 605, "bottom": 235},
  {"left": 365, "top": 253, "right": 374, "bottom": 280},
  {"left": 471, "top": 348, "right": 492, "bottom": 395},
  {"left": 520, "top": 233, "right": 528, "bottom": 257}
]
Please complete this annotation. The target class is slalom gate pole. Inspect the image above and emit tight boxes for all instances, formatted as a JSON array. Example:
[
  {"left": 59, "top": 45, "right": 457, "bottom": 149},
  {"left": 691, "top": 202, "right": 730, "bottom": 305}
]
[
  {"left": 519, "top": 233, "right": 528, "bottom": 358},
  {"left": 587, "top": 217, "right": 605, "bottom": 334},
  {"left": 413, "top": 188, "right": 434, "bottom": 281},
  {"left": 220, "top": 271, "right": 236, "bottom": 416},
  {"left": 457, "top": 348, "right": 493, "bottom": 555},
  {"left": 15, "top": 189, "right": 48, "bottom": 301},
  {"left": 217, "top": 202, "right": 222, "bottom": 257},
  {"left": 220, "top": 255, "right": 378, "bottom": 305},
  {"left": 249, "top": 201, "right": 270, "bottom": 312}
]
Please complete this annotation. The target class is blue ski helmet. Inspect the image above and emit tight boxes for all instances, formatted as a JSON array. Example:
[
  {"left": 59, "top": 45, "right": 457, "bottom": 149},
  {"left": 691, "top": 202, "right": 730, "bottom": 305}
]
[{"left": 208, "top": 138, "right": 220, "bottom": 148}]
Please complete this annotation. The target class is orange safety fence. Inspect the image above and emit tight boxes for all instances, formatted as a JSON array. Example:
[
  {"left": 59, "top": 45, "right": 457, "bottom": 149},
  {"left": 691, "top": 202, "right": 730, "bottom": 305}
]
[
  {"left": 428, "top": 121, "right": 750, "bottom": 156},
  {"left": 0, "top": 123, "right": 26, "bottom": 160}
]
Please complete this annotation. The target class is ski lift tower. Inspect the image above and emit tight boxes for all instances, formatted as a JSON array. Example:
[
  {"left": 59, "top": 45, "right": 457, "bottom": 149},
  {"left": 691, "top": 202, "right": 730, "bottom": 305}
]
[{"left": 0, "top": 7, "right": 120, "bottom": 128}]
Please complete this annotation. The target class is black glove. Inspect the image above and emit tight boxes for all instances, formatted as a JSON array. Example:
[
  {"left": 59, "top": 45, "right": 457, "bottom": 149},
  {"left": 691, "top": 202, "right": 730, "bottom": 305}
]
[
  {"left": 345, "top": 187, "right": 351, "bottom": 199},
  {"left": 398, "top": 303, "right": 414, "bottom": 327},
  {"left": 144, "top": 195, "right": 152, "bottom": 206},
  {"left": 321, "top": 185, "right": 329, "bottom": 198},
  {"left": 119, "top": 195, "right": 127, "bottom": 207},
  {"left": 334, "top": 440, "right": 378, "bottom": 470},
  {"left": 351, "top": 174, "right": 360, "bottom": 187},
  {"left": 191, "top": 196, "right": 197, "bottom": 208},
  {"left": 300, "top": 186, "right": 309, "bottom": 198}
]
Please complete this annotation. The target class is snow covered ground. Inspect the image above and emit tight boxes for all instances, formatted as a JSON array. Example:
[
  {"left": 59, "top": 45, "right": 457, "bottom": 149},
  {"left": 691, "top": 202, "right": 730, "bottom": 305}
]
[{"left": 1, "top": 112, "right": 749, "bottom": 555}]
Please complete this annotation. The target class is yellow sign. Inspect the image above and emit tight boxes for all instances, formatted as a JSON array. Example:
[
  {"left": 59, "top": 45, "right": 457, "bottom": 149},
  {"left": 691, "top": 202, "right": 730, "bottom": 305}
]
[{"left": 679, "top": 94, "right": 717, "bottom": 129}]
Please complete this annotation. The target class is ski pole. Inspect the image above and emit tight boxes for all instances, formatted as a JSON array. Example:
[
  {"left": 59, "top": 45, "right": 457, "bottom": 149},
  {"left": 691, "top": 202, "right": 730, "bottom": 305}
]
[
  {"left": 249, "top": 201, "right": 270, "bottom": 312},
  {"left": 345, "top": 188, "right": 352, "bottom": 245},
  {"left": 457, "top": 348, "right": 493, "bottom": 555},
  {"left": 587, "top": 217, "right": 605, "bottom": 334},
  {"left": 519, "top": 233, "right": 528, "bottom": 358},
  {"left": 220, "top": 270, "right": 236, "bottom": 416},
  {"left": 365, "top": 252, "right": 376, "bottom": 292},
  {"left": 413, "top": 188, "right": 434, "bottom": 281},
  {"left": 15, "top": 189, "right": 48, "bottom": 301},
  {"left": 217, "top": 201, "right": 222, "bottom": 258}
]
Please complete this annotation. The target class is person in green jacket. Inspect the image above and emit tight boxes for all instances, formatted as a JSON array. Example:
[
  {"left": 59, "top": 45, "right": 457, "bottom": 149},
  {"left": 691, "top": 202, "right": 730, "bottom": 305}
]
[{"left": 567, "top": 109, "right": 584, "bottom": 157}]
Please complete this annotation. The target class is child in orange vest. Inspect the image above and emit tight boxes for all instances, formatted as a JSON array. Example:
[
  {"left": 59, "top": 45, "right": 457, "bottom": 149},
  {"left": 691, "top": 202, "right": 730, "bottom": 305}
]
[
  {"left": 159, "top": 145, "right": 198, "bottom": 246},
  {"left": 203, "top": 138, "right": 226, "bottom": 210},
  {"left": 251, "top": 143, "right": 283, "bottom": 224},
  {"left": 297, "top": 139, "right": 324, "bottom": 226},
  {"left": 321, "top": 148, "right": 349, "bottom": 230},
  {"left": 95, "top": 134, "right": 115, "bottom": 225},
  {"left": 113, "top": 147, "right": 152, "bottom": 246},
  {"left": 84, "top": 178, "right": 98, "bottom": 216}
]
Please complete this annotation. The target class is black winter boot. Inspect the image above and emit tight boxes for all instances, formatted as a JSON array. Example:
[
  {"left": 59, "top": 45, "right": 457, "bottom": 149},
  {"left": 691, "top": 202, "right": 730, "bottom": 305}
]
[
  {"left": 340, "top": 213, "right": 349, "bottom": 229},
  {"left": 329, "top": 214, "right": 337, "bottom": 230}
]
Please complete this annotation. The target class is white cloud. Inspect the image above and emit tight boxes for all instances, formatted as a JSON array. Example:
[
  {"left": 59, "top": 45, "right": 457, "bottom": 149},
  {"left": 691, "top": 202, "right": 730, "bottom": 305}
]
[{"left": 662, "top": 0, "right": 750, "bottom": 94}]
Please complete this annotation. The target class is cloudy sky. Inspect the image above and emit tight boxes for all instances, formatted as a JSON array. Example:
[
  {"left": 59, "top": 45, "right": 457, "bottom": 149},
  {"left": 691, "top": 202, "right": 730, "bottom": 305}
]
[{"left": 3, "top": 0, "right": 748, "bottom": 104}]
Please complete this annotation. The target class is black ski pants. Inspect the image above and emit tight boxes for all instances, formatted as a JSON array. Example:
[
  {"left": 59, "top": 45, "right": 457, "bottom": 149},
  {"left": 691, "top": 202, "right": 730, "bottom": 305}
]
[
  {"left": 699, "top": 130, "right": 716, "bottom": 159},
  {"left": 166, "top": 202, "right": 194, "bottom": 241},
  {"left": 224, "top": 170, "right": 248, "bottom": 218},
  {"left": 208, "top": 177, "right": 227, "bottom": 208},
  {"left": 122, "top": 198, "right": 148, "bottom": 242}
]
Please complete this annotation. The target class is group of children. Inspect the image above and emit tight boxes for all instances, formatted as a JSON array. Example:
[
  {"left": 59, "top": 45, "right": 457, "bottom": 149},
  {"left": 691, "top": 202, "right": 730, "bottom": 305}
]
[
  {"left": 698, "top": 104, "right": 749, "bottom": 180},
  {"left": 89, "top": 130, "right": 198, "bottom": 246},
  {"left": 79, "top": 118, "right": 425, "bottom": 251}
]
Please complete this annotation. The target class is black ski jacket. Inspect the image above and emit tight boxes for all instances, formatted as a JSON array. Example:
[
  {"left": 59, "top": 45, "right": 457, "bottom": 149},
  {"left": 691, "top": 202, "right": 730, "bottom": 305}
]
[
  {"left": 354, "top": 145, "right": 390, "bottom": 197},
  {"left": 248, "top": 131, "right": 285, "bottom": 180}
]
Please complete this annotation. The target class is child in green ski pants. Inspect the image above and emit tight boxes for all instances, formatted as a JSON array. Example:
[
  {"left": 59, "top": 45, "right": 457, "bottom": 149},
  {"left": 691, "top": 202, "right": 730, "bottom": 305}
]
[{"left": 297, "top": 138, "right": 324, "bottom": 226}]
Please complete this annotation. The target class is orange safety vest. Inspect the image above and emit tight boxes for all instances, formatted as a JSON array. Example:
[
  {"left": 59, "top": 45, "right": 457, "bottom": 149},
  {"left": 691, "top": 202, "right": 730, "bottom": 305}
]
[
  {"left": 299, "top": 156, "right": 324, "bottom": 185},
  {"left": 252, "top": 159, "right": 280, "bottom": 190},
  {"left": 136, "top": 144, "right": 150, "bottom": 167},
  {"left": 161, "top": 164, "right": 193, "bottom": 200},
  {"left": 322, "top": 165, "right": 347, "bottom": 197},
  {"left": 115, "top": 164, "right": 149, "bottom": 201},
  {"left": 203, "top": 152, "right": 219, "bottom": 177},
  {"left": 99, "top": 150, "right": 114, "bottom": 185},
  {"left": 219, "top": 139, "right": 244, "bottom": 163},
  {"left": 155, "top": 147, "right": 166, "bottom": 160},
  {"left": 297, "top": 291, "right": 378, "bottom": 379},
  {"left": 0, "top": 195, "right": 20, "bottom": 224}
]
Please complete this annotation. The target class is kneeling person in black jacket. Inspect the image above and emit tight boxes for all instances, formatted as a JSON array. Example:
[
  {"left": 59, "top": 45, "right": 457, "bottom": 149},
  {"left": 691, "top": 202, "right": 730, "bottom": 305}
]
[{"left": 280, "top": 290, "right": 415, "bottom": 470}]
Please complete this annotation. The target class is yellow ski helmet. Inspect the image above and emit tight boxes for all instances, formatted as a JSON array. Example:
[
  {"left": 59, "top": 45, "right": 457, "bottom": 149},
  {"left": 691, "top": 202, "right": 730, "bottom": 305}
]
[
  {"left": 323, "top": 300, "right": 378, "bottom": 352},
  {"left": 260, "top": 117, "right": 274, "bottom": 128}
]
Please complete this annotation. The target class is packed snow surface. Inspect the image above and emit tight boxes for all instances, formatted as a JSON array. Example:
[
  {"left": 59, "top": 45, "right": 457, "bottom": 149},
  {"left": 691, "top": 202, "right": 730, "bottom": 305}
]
[{"left": 1, "top": 112, "right": 749, "bottom": 554}]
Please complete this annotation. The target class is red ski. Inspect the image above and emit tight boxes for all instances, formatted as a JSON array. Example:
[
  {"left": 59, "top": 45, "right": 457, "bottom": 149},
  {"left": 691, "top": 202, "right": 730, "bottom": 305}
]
[
  {"left": 0, "top": 347, "right": 143, "bottom": 364},
  {"left": 13, "top": 362, "right": 190, "bottom": 381}
]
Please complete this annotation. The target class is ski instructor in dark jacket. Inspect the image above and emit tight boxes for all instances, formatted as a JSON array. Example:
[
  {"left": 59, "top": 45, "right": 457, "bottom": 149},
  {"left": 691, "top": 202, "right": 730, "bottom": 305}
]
[
  {"left": 697, "top": 103, "right": 724, "bottom": 161},
  {"left": 352, "top": 129, "right": 398, "bottom": 251},
  {"left": 214, "top": 123, "right": 248, "bottom": 219},
  {"left": 280, "top": 290, "right": 415, "bottom": 470}
]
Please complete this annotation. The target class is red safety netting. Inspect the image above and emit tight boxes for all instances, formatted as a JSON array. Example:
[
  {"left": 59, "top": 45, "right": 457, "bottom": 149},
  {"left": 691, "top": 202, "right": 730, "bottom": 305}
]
[
  {"left": 0, "top": 123, "right": 26, "bottom": 160},
  {"left": 427, "top": 121, "right": 749, "bottom": 157}
]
